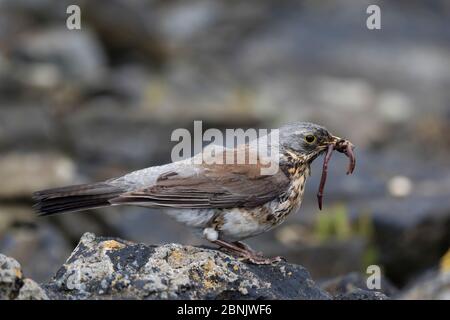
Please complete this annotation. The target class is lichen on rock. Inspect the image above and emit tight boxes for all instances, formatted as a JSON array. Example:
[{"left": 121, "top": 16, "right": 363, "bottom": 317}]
[
  {"left": 40, "top": 232, "right": 330, "bottom": 300},
  {"left": 0, "top": 253, "right": 48, "bottom": 300}
]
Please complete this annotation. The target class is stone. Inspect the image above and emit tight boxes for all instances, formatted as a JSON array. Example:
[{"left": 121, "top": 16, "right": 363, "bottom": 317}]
[
  {"left": 0, "top": 152, "right": 76, "bottom": 199},
  {"left": 0, "top": 220, "right": 72, "bottom": 283},
  {"left": 0, "top": 253, "right": 48, "bottom": 300},
  {"left": 334, "top": 289, "right": 389, "bottom": 300},
  {"left": 16, "top": 279, "right": 49, "bottom": 300},
  {"left": 0, "top": 253, "right": 23, "bottom": 300},
  {"left": 0, "top": 105, "right": 57, "bottom": 152},
  {"left": 399, "top": 270, "right": 450, "bottom": 300},
  {"left": 320, "top": 272, "right": 397, "bottom": 299},
  {"left": 14, "top": 28, "right": 107, "bottom": 86},
  {"left": 1, "top": 233, "right": 400, "bottom": 300},
  {"left": 42, "top": 233, "right": 331, "bottom": 300},
  {"left": 399, "top": 251, "right": 450, "bottom": 300}
]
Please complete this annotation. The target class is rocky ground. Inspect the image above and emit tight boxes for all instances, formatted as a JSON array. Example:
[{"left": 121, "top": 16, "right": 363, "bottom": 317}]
[
  {"left": 2, "top": 233, "right": 449, "bottom": 300},
  {"left": 0, "top": 0, "right": 449, "bottom": 300},
  {"left": 1, "top": 232, "right": 394, "bottom": 300}
]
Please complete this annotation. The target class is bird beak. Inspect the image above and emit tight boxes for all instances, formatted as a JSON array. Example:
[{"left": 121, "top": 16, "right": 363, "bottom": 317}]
[{"left": 329, "top": 135, "right": 342, "bottom": 145}]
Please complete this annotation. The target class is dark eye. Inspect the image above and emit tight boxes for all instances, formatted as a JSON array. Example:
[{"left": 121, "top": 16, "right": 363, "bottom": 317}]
[{"left": 305, "top": 134, "right": 316, "bottom": 144}]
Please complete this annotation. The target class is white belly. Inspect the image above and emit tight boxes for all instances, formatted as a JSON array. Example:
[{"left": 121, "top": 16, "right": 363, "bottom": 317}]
[{"left": 219, "top": 208, "right": 274, "bottom": 241}]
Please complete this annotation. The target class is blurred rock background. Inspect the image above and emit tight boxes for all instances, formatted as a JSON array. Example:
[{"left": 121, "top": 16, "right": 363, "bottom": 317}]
[{"left": 0, "top": 0, "right": 449, "bottom": 298}]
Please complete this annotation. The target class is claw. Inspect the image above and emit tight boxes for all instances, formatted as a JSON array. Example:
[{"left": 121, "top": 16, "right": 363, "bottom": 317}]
[
  {"left": 242, "top": 254, "right": 284, "bottom": 265},
  {"left": 213, "top": 239, "right": 284, "bottom": 265}
]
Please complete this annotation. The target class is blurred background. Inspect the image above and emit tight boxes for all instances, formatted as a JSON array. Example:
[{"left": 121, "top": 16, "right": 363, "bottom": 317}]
[{"left": 0, "top": 0, "right": 449, "bottom": 298}]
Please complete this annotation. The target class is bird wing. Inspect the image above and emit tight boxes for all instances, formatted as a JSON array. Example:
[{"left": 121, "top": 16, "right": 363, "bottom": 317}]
[{"left": 110, "top": 146, "right": 289, "bottom": 209}]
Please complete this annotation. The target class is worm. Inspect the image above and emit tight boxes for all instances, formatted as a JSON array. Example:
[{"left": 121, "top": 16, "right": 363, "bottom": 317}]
[
  {"left": 317, "top": 143, "right": 335, "bottom": 210},
  {"left": 317, "top": 140, "right": 356, "bottom": 210},
  {"left": 345, "top": 142, "right": 356, "bottom": 175}
]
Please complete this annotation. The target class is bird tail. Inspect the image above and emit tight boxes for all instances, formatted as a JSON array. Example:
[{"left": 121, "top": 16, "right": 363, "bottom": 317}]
[{"left": 32, "top": 182, "right": 125, "bottom": 216}]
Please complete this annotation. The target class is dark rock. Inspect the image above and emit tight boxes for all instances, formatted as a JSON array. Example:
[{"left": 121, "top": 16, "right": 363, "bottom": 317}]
[
  {"left": 42, "top": 232, "right": 331, "bottom": 300},
  {"left": 334, "top": 289, "right": 389, "bottom": 300},
  {"left": 0, "top": 253, "right": 48, "bottom": 300},
  {"left": 0, "top": 105, "right": 57, "bottom": 153},
  {"left": 78, "top": 0, "right": 167, "bottom": 65},
  {"left": 13, "top": 28, "right": 107, "bottom": 86},
  {"left": 0, "top": 217, "right": 72, "bottom": 283},
  {"left": 320, "top": 272, "right": 397, "bottom": 299},
  {"left": 399, "top": 252, "right": 450, "bottom": 300}
]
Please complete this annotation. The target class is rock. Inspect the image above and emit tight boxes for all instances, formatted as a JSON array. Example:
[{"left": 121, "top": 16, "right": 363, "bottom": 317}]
[
  {"left": 0, "top": 220, "right": 72, "bottom": 283},
  {"left": 320, "top": 272, "right": 397, "bottom": 299},
  {"left": 334, "top": 289, "right": 389, "bottom": 300},
  {"left": 0, "top": 206, "right": 74, "bottom": 284},
  {"left": 0, "top": 152, "right": 76, "bottom": 199},
  {"left": 399, "top": 251, "right": 450, "bottom": 300},
  {"left": 63, "top": 101, "right": 180, "bottom": 168},
  {"left": 0, "top": 105, "right": 57, "bottom": 152},
  {"left": 0, "top": 253, "right": 22, "bottom": 300},
  {"left": 42, "top": 232, "right": 330, "bottom": 300},
  {"left": 16, "top": 278, "right": 49, "bottom": 300},
  {"left": 63, "top": 99, "right": 262, "bottom": 170},
  {"left": 79, "top": 0, "right": 167, "bottom": 65},
  {"left": 14, "top": 28, "right": 107, "bottom": 86},
  {"left": 0, "top": 253, "right": 48, "bottom": 300},
  {"left": 0, "top": 206, "right": 35, "bottom": 234},
  {"left": 399, "top": 269, "right": 450, "bottom": 300}
]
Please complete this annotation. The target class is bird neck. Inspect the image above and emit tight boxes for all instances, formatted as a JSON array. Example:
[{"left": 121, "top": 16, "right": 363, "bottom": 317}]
[{"left": 279, "top": 148, "right": 310, "bottom": 179}]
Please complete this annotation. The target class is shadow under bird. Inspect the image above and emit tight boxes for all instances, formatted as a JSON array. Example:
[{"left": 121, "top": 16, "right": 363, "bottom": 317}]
[{"left": 33, "top": 122, "right": 356, "bottom": 264}]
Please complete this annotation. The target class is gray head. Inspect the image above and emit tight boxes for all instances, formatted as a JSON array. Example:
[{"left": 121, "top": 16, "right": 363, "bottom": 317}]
[
  {"left": 278, "top": 122, "right": 356, "bottom": 210},
  {"left": 278, "top": 122, "right": 336, "bottom": 161}
]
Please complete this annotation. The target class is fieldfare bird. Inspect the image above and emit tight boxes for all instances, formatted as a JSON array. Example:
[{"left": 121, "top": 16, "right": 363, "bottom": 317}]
[{"left": 33, "top": 122, "right": 355, "bottom": 264}]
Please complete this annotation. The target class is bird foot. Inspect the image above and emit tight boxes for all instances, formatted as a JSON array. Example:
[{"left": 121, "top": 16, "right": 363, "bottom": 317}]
[
  {"left": 232, "top": 241, "right": 263, "bottom": 256},
  {"left": 214, "top": 240, "right": 285, "bottom": 265},
  {"left": 240, "top": 253, "right": 286, "bottom": 265}
]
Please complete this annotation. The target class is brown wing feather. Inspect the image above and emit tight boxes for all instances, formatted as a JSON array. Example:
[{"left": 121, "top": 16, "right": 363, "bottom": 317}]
[{"left": 111, "top": 147, "right": 289, "bottom": 209}]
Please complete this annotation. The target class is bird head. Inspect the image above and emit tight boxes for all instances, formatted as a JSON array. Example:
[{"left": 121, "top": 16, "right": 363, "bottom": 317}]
[
  {"left": 278, "top": 122, "right": 356, "bottom": 210},
  {"left": 279, "top": 122, "right": 337, "bottom": 161}
]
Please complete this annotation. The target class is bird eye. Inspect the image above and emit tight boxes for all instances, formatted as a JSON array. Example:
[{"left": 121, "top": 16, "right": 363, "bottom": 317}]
[{"left": 305, "top": 134, "right": 316, "bottom": 144}]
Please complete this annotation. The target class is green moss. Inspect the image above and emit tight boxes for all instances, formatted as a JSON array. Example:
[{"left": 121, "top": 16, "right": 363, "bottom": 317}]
[
  {"left": 313, "top": 204, "right": 379, "bottom": 270},
  {"left": 314, "top": 203, "right": 352, "bottom": 241}
]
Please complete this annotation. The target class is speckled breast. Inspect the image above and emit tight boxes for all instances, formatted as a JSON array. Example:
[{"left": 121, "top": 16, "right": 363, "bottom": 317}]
[{"left": 272, "top": 163, "right": 310, "bottom": 221}]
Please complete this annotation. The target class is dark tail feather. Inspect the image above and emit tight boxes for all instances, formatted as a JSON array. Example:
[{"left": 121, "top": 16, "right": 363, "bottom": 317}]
[{"left": 32, "top": 182, "right": 125, "bottom": 216}]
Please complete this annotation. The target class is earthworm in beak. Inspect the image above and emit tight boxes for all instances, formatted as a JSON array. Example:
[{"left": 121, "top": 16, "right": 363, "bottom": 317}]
[{"left": 317, "top": 139, "right": 356, "bottom": 210}]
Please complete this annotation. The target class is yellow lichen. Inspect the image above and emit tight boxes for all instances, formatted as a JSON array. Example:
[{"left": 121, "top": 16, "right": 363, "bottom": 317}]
[
  {"left": 202, "top": 259, "right": 215, "bottom": 275},
  {"left": 169, "top": 249, "right": 184, "bottom": 263},
  {"left": 200, "top": 259, "right": 219, "bottom": 290},
  {"left": 191, "top": 271, "right": 200, "bottom": 282},
  {"left": 101, "top": 240, "right": 125, "bottom": 251},
  {"left": 203, "top": 279, "right": 217, "bottom": 290},
  {"left": 14, "top": 268, "right": 22, "bottom": 279},
  {"left": 440, "top": 249, "right": 450, "bottom": 273}
]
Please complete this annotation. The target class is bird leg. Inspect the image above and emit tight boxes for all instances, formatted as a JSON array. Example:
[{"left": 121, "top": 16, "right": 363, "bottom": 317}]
[
  {"left": 212, "top": 239, "right": 284, "bottom": 265},
  {"left": 233, "top": 241, "right": 262, "bottom": 255}
]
